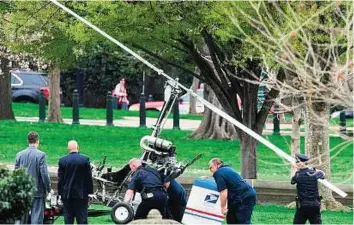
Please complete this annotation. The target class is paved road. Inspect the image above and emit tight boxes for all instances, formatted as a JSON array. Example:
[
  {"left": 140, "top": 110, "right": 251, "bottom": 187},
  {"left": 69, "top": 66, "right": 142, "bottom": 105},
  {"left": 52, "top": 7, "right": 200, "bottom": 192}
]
[{"left": 16, "top": 116, "right": 352, "bottom": 137}]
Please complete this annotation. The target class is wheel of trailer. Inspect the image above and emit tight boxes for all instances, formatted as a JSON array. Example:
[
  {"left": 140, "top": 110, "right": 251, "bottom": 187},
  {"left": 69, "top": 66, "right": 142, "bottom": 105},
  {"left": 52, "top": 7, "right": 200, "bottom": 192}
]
[{"left": 111, "top": 202, "right": 134, "bottom": 224}]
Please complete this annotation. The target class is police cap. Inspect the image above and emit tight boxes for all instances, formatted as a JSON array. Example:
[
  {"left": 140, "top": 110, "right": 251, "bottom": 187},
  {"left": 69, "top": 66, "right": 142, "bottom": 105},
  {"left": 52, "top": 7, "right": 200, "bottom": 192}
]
[{"left": 295, "top": 153, "right": 309, "bottom": 162}]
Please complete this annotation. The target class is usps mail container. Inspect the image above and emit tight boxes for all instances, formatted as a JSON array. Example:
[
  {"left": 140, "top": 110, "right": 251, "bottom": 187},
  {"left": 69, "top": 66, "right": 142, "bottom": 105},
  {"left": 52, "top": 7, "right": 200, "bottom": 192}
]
[{"left": 182, "top": 178, "right": 225, "bottom": 224}]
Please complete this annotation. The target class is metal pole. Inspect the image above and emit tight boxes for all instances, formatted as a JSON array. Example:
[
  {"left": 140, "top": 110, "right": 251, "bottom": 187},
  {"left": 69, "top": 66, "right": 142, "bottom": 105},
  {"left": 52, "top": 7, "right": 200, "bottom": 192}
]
[
  {"left": 112, "top": 94, "right": 117, "bottom": 110},
  {"left": 106, "top": 91, "right": 114, "bottom": 126},
  {"left": 273, "top": 104, "right": 280, "bottom": 135},
  {"left": 72, "top": 89, "right": 80, "bottom": 125},
  {"left": 173, "top": 99, "right": 180, "bottom": 130},
  {"left": 139, "top": 93, "right": 146, "bottom": 128},
  {"left": 38, "top": 89, "right": 46, "bottom": 122},
  {"left": 50, "top": 0, "right": 347, "bottom": 198},
  {"left": 142, "top": 71, "right": 145, "bottom": 95}
]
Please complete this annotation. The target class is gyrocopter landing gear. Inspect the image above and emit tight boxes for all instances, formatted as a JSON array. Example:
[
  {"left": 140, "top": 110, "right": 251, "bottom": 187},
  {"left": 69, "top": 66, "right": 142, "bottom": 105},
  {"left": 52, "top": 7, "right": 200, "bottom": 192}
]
[{"left": 111, "top": 202, "right": 134, "bottom": 224}]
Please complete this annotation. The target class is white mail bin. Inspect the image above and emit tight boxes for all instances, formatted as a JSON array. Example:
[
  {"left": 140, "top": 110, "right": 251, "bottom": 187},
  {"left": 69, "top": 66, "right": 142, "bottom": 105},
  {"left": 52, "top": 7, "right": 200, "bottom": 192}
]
[{"left": 182, "top": 178, "right": 225, "bottom": 224}]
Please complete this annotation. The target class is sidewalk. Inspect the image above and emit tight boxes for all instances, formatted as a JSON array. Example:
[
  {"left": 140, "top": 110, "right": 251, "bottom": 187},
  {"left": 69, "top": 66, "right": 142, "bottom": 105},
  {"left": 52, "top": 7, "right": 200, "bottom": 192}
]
[{"left": 15, "top": 116, "right": 352, "bottom": 137}]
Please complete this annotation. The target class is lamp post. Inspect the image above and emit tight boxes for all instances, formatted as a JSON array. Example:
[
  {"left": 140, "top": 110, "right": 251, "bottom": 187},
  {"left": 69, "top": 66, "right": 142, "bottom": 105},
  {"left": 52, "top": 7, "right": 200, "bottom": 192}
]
[{"left": 139, "top": 71, "right": 146, "bottom": 128}]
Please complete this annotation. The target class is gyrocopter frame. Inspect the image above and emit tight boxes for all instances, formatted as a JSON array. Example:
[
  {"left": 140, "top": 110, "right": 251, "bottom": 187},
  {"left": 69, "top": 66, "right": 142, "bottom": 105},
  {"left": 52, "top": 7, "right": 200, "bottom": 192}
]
[{"left": 50, "top": 0, "right": 347, "bottom": 199}]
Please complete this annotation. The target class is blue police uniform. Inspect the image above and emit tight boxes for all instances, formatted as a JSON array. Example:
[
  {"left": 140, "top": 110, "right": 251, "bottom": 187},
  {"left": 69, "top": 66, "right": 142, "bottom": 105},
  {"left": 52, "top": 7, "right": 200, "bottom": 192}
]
[
  {"left": 291, "top": 166, "right": 324, "bottom": 224},
  {"left": 166, "top": 180, "right": 187, "bottom": 222},
  {"left": 128, "top": 166, "right": 170, "bottom": 220},
  {"left": 213, "top": 165, "right": 256, "bottom": 224}
]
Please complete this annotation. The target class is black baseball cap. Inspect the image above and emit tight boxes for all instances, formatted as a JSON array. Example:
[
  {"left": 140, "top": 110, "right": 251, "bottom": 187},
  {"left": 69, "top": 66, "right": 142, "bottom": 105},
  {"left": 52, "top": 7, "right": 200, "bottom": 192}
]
[{"left": 296, "top": 153, "right": 309, "bottom": 162}]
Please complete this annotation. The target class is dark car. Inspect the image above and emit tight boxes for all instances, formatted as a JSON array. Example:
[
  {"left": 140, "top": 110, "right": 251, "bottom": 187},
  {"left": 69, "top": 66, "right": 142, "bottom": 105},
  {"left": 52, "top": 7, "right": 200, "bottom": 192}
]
[{"left": 11, "top": 70, "right": 49, "bottom": 103}]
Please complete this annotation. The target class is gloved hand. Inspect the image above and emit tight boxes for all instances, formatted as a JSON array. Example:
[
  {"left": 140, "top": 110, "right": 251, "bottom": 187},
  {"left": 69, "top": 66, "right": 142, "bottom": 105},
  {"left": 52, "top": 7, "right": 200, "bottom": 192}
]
[
  {"left": 57, "top": 195, "right": 63, "bottom": 206},
  {"left": 46, "top": 189, "right": 55, "bottom": 201},
  {"left": 88, "top": 194, "right": 97, "bottom": 200}
]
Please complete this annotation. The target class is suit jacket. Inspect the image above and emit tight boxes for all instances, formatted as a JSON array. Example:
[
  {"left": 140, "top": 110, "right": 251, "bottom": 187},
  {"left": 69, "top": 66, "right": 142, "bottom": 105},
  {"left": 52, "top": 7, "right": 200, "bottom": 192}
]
[
  {"left": 58, "top": 152, "right": 93, "bottom": 200},
  {"left": 15, "top": 146, "right": 51, "bottom": 198}
]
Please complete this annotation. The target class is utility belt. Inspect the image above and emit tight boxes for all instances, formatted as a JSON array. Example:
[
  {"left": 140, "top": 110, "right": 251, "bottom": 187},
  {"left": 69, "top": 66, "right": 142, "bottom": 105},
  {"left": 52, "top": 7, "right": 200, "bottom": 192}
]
[
  {"left": 296, "top": 196, "right": 322, "bottom": 209},
  {"left": 141, "top": 186, "right": 166, "bottom": 200}
]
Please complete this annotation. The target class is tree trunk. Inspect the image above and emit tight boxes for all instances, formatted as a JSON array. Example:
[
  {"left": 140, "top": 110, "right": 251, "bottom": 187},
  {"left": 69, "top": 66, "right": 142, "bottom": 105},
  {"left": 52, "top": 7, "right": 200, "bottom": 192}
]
[
  {"left": 189, "top": 70, "right": 199, "bottom": 114},
  {"left": 0, "top": 57, "right": 15, "bottom": 120},
  {"left": 189, "top": 85, "right": 237, "bottom": 140},
  {"left": 47, "top": 66, "right": 63, "bottom": 123},
  {"left": 179, "top": 33, "right": 283, "bottom": 179},
  {"left": 290, "top": 97, "right": 303, "bottom": 177},
  {"left": 239, "top": 134, "right": 258, "bottom": 178},
  {"left": 305, "top": 100, "right": 346, "bottom": 210}
]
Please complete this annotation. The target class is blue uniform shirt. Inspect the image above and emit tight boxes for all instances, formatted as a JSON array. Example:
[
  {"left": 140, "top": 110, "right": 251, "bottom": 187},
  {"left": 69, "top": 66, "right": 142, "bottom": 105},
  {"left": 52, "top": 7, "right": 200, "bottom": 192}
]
[
  {"left": 213, "top": 165, "right": 256, "bottom": 206},
  {"left": 291, "top": 167, "right": 324, "bottom": 203},
  {"left": 167, "top": 180, "right": 187, "bottom": 205},
  {"left": 128, "top": 166, "right": 164, "bottom": 192}
]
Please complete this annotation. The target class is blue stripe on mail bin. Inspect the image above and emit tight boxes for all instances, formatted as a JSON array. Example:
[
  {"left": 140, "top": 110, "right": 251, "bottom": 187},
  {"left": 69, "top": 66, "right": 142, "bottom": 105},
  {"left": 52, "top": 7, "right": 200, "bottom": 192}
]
[
  {"left": 184, "top": 211, "right": 224, "bottom": 223},
  {"left": 193, "top": 178, "right": 218, "bottom": 191}
]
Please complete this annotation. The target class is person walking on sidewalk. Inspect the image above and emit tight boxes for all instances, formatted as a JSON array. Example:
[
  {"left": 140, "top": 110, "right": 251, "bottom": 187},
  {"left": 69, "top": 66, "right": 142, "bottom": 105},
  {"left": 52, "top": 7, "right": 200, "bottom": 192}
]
[
  {"left": 15, "top": 131, "right": 51, "bottom": 224},
  {"left": 58, "top": 140, "right": 93, "bottom": 224}
]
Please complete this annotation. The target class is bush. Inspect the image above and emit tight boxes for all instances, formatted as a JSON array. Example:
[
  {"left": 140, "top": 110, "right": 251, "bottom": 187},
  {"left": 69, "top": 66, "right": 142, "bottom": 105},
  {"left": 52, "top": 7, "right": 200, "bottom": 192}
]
[{"left": 0, "top": 167, "right": 35, "bottom": 223}]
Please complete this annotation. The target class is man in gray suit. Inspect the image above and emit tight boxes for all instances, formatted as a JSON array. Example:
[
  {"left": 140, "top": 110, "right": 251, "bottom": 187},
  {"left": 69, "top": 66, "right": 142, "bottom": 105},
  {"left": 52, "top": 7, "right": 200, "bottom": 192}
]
[{"left": 15, "top": 131, "right": 51, "bottom": 224}]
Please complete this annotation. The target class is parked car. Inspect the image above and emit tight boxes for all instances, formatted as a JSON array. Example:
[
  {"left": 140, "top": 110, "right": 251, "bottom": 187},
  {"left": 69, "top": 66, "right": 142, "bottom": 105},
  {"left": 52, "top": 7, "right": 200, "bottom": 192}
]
[
  {"left": 129, "top": 89, "right": 205, "bottom": 115},
  {"left": 11, "top": 70, "right": 50, "bottom": 103},
  {"left": 331, "top": 110, "right": 353, "bottom": 118}
]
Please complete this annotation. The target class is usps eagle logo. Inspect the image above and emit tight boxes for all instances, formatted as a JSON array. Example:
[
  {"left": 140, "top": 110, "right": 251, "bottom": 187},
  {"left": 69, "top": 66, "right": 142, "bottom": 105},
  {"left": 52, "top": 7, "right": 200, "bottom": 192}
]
[{"left": 204, "top": 193, "right": 219, "bottom": 204}]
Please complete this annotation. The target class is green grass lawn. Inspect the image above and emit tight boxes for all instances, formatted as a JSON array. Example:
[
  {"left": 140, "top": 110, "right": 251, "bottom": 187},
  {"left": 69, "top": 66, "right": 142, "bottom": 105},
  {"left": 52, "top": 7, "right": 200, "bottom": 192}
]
[
  {"left": 52, "top": 204, "right": 353, "bottom": 224},
  {"left": 330, "top": 117, "right": 354, "bottom": 127},
  {"left": 12, "top": 103, "right": 203, "bottom": 120},
  {"left": 0, "top": 120, "right": 352, "bottom": 183}
]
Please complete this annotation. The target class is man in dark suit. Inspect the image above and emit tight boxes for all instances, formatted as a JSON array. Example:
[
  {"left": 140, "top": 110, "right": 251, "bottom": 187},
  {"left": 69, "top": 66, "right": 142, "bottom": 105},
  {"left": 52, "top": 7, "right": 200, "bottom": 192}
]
[
  {"left": 58, "top": 140, "right": 93, "bottom": 224},
  {"left": 15, "top": 131, "right": 51, "bottom": 224}
]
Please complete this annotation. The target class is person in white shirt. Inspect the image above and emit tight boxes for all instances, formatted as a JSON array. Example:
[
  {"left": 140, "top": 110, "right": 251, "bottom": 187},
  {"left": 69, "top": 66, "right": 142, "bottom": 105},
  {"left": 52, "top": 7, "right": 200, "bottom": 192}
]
[{"left": 114, "top": 78, "right": 128, "bottom": 110}]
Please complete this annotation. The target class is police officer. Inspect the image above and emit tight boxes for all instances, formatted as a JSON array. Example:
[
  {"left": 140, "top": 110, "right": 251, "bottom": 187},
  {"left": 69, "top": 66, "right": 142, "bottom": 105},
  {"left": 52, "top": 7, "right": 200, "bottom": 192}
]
[
  {"left": 209, "top": 158, "right": 257, "bottom": 224},
  {"left": 164, "top": 179, "right": 187, "bottom": 222},
  {"left": 291, "top": 153, "right": 325, "bottom": 224},
  {"left": 124, "top": 158, "right": 171, "bottom": 220}
]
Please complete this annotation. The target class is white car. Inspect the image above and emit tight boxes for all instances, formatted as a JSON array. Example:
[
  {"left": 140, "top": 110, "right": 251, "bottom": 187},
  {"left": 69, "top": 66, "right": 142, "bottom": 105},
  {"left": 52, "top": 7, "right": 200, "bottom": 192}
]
[{"left": 129, "top": 89, "right": 204, "bottom": 115}]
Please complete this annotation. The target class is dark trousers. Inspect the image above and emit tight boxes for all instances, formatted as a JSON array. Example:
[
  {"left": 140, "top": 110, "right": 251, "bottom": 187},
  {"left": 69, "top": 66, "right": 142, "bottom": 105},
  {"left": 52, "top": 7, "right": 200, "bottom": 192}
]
[
  {"left": 169, "top": 201, "right": 186, "bottom": 222},
  {"left": 226, "top": 196, "right": 256, "bottom": 224},
  {"left": 135, "top": 190, "right": 171, "bottom": 220},
  {"left": 63, "top": 199, "right": 89, "bottom": 224},
  {"left": 293, "top": 206, "right": 322, "bottom": 224}
]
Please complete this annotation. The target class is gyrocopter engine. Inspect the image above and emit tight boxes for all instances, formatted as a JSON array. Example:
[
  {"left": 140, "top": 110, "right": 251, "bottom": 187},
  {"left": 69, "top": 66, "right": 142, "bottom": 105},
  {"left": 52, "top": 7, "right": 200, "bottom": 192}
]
[{"left": 139, "top": 79, "right": 202, "bottom": 180}]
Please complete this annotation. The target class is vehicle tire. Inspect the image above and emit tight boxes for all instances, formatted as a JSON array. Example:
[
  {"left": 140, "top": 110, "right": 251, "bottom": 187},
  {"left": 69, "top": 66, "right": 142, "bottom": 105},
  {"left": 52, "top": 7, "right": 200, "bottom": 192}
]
[
  {"left": 111, "top": 202, "right": 134, "bottom": 224},
  {"left": 15, "top": 97, "right": 37, "bottom": 103}
]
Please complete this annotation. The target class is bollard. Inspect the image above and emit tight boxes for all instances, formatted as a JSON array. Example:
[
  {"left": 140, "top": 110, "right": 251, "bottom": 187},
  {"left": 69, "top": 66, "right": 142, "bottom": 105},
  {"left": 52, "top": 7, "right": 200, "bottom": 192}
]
[
  {"left": 173, "top": 99, "right": 180, "bottom": 130},
  {"left": 106, "top": 91, "right": 114, "bottom": 126},
  {"left": 39, "top": 89, "right": 46, "bottom": 122},
  {"left": 139, "top": 93, "right": 146, "bottom": 128},
  {"left": 339, "top": 111, "right": 346, "bottom": 135},
  {"left": 112, "top": 94, "right": 118, "bottom": 109},
  {"left": 72, "top": 89, "right": 80, "bottom": 125},
  {"left": 273, "top": 104, "right": 280, "bottom": 135}
]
